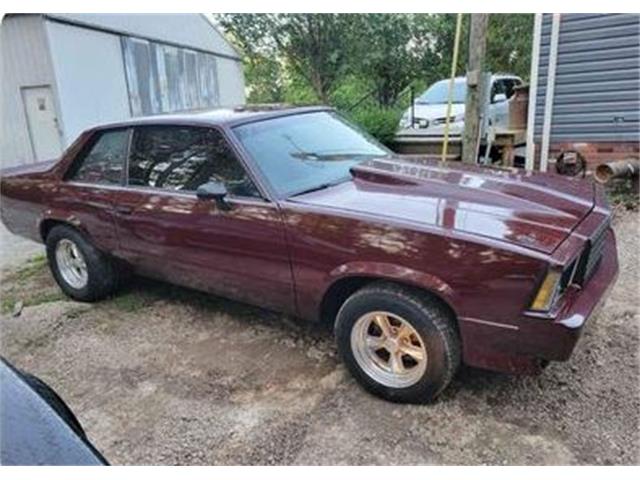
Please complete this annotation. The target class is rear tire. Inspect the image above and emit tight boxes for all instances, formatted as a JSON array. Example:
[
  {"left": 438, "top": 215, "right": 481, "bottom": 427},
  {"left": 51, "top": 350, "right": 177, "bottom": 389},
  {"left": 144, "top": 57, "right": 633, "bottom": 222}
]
[
  {"left": 46, "top": 225, "right": 119, "bottom": 302},
  {"left": 335, "top": 282, "right": 460, "bottom": 403}
]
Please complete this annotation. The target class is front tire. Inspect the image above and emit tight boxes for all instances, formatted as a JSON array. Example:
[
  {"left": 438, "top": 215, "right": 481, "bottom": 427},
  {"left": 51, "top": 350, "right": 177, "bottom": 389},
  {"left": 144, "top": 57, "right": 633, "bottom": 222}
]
[
  {"left": 335, "top": 282, "right": 460, "bottom": 403},
  {"left": 46, "top": 225, "right": 119, "bottom": 302}
]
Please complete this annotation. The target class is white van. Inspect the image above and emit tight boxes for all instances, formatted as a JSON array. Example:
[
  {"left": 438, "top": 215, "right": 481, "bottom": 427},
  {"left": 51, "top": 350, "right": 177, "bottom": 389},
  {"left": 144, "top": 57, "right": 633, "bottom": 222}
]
[{"left": 398, "top": 74, "right": 523, "bottom": 133}]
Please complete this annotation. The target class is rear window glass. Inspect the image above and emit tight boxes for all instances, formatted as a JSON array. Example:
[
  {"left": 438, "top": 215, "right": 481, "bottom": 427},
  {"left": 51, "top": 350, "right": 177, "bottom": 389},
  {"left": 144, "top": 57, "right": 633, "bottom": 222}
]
[{"left": 69, "top": 130, "right": 129, "bottom": 185}]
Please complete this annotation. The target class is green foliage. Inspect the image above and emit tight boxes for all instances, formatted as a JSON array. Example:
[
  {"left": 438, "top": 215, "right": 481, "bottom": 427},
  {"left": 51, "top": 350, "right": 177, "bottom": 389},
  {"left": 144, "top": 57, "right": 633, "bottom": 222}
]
[
  {"left": 282, "top": 69, "right": 320, "bottom": 105},
  {"left": 350, "top": 14, "right": 425, "bottom": 107},
  {"left": 329, "top": 75, "right": 375, "bottom": 110},
  {"left": 486, "top": 14, "right": 534, "bottom": 80},
  {"left": 606, "top": 179, "right": 640, "bottom": 211},
  {"left": 15, "top": 254, "right": 48, "bottom": 282},
  {"left": 107, "top": 291, "right": 152, "bottom": 313},
  {"left": 215, "top": 13, "right": 534, "bottom": 143},
  {"left": 244, "top": 54, "right": 284, "bottom": 104},
  {"left": 218, "top": 14, "right": 358, "bottom": 103},
  {"left": 346, "top": 107, "right": 404, "bottom": 147}
]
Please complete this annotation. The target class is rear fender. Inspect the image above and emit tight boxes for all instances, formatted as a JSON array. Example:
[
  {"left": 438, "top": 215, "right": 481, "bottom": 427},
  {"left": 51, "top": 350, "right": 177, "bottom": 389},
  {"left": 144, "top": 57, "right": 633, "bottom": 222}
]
[{"left": 38, "top": 209, "right": 92, "bottom": 243}]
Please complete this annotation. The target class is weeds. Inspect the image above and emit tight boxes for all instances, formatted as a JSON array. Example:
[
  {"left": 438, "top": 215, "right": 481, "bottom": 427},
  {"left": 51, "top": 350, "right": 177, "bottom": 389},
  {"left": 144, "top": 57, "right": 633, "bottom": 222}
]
[{"left": 606, "top": 178, "right": 639, "bottom": 211}]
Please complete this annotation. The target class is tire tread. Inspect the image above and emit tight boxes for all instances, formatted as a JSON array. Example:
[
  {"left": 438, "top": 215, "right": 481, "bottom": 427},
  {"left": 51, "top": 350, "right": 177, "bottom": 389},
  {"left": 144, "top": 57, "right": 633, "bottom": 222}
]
[{"left": 335, "top": 281, "right": 461, "bottom": 402}]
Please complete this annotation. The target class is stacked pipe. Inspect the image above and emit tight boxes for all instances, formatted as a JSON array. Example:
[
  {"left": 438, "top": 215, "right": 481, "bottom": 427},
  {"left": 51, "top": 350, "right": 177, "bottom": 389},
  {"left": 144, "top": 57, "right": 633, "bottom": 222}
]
[{"left": 594, "top": 159, "right": 640, "bottom": 184}]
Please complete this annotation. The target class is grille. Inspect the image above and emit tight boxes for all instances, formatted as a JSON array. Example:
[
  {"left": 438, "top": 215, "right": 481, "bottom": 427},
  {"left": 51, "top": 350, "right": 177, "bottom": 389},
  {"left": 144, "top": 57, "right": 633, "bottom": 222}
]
[
  {"left": 559, "top": 257, "right": 578, "bottom": 294},
  {"left": 575, "top": 219, "right": 610, "bottom": 285}
]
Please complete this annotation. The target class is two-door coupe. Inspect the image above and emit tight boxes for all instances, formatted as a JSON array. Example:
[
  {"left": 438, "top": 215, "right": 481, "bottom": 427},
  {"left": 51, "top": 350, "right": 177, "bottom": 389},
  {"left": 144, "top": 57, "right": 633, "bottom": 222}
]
[{"left": 0, "top": 106, "right": 618, "bottom": 403}]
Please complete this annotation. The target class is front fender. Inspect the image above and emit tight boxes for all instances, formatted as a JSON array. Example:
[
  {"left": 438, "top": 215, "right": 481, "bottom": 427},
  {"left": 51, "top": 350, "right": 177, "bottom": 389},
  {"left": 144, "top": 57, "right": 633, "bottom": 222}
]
[{"left": 325, "top": 261, "right": 459, "bottom": 315}]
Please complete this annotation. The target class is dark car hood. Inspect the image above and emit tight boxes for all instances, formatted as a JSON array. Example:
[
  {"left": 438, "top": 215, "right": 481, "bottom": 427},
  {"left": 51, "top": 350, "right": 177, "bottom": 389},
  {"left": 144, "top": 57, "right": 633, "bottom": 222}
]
[
  {"left": 290, "top": 156, "right": 594, "bottom": 254},
  {"left": 0, "top": 360, "right": 106, "bottom": 466}
]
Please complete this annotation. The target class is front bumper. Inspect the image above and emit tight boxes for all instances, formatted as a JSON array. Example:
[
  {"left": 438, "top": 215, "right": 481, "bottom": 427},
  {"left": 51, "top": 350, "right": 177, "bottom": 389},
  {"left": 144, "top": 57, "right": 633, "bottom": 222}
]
[{"left": 461, "top": 228, "right": 619, "bottom": 374}]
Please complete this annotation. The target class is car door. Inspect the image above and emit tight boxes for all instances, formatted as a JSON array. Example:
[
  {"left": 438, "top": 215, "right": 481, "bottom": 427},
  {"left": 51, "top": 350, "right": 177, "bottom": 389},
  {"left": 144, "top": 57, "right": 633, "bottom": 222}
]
[
  {"left": 112, "top": 124, "right": 295, "bottom": 314},
  {"left": 54, "top": 128, "right": 130, "bottom": 253},
  {"left": 489, "top": 79, "right": 510, "bottom": 129}
]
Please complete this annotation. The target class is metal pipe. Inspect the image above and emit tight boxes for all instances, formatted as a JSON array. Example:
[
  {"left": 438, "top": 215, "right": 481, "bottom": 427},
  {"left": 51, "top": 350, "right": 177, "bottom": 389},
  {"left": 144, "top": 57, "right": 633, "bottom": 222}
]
[
  {"left": 525, "top": 13, "right": 543, "bottom": 171},
  {"left": 540, "top": 14, "right": 561, "bottom": 173},
  {"left": 410, "top": 86, "right": 415, "bottom": 127},
  {"left": 594, "top": 159, "right": 640, "bottom": 184},
  {"left": 441, "top": 13, "right": 464, "bottom": 163}
]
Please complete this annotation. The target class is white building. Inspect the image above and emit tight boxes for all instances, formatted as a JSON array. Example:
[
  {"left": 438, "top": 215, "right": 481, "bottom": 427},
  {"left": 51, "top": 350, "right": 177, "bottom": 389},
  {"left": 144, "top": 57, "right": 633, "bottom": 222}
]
[{"left": 1, "top": 13, "right": 246, "bottom": 168}]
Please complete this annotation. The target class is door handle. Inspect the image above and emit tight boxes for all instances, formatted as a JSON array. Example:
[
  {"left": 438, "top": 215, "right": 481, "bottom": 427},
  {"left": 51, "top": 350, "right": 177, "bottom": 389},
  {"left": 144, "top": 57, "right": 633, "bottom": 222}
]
[{"left": 115, "top": 205, "right": 133, "bottom": 215}]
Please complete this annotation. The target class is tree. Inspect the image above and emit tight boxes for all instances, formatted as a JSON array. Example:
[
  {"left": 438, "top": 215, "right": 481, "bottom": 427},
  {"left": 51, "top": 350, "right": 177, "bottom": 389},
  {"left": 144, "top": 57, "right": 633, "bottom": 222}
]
[
  {"left": 486, "top": 14, "right": 534, "bottom": 80},
  {"left": 217, "top": 14, "right": 357, "bottom": 103},
  {"left": 350, "top": 14, "right": 420, "bottom": 107},
  {"left": 412, "top": 14, "right": 470, "bottom": 87},
  {"left": 214, "top": 13, "right": 535, "bottom": 145},
  {"left": 463, "top": 14, "right": 489, "bottom": 164}
]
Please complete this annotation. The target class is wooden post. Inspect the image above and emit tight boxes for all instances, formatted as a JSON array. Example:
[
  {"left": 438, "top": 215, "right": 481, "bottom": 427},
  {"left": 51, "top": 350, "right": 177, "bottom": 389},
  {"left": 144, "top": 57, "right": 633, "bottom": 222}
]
[
  {"left": 441, "top": 13, "right": 464, "bottom": 163},
  {"left": 525, "top": 14, "right": 543, "bottom": 171},
  {"left": 462, "top": 14, "right": 489, "bottom": 164}
]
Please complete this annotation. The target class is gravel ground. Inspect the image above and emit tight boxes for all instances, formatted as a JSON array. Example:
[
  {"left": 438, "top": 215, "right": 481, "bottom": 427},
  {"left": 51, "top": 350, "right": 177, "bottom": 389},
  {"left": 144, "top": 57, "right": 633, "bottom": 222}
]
[
  {"left": 0, "top": 209, "right": 638, "bottom": 465},
  {"left": 0, "top": 222, "right": 43, "bottom": 271}
]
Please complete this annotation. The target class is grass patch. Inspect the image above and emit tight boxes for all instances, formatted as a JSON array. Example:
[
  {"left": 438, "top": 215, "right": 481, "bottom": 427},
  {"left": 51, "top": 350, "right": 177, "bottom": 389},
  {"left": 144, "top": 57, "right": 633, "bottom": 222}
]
[
  {"left": 107, "top": 290, "right": 154, "bottom": 313},
  {"left": 606, "top": 179, "right": 639, "bottom": 211},
  {"left": 25, "top": 290, "right": 66, "bottom": 307},
  {"left": 14, "top": 254, "right": 48, "bottom": 280},
  {"left": 0, "top": 289, "right": 66, "bottom": 315},
  {"left": 1, "top": 296, "right": 16, "bottom": 315},
  {"left": 1, "top": 254, "right": 67, "bottom": 316}
]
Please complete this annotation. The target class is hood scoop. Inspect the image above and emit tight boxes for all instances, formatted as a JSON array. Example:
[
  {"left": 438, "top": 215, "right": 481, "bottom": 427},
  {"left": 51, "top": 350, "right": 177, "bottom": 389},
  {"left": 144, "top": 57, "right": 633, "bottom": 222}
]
[
  {"left": 295, "top": 156, "right": 594, "bottom": 254},
  {"left": 350, "top": 161, "right": 421, "bottom": 187}
]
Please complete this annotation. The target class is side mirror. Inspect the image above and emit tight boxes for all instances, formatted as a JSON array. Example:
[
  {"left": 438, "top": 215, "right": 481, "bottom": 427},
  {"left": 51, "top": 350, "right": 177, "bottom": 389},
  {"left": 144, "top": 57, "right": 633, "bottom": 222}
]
[
  {"left": 196, "top": 181, "right": 230, "bottom": 210},
  {"left": 493, "top": 93, "right": 507, "bottom": 103}
]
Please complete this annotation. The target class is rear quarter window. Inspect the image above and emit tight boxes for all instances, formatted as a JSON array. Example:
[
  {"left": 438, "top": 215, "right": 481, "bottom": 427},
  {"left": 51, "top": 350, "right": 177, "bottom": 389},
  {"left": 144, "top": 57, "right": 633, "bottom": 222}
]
[{"left": 68, "top": 129, "right": 129, "bottom": 185}]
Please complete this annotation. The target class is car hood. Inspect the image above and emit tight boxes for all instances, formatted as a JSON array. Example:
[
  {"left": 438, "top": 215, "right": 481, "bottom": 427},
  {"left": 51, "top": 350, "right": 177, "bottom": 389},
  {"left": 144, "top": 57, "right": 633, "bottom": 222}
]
[
  {"left": 404, "top": 103, "right": 466, "bottom": 121},
  {"left": 290, "top": 156, "right": 594, "bottom": 254}
]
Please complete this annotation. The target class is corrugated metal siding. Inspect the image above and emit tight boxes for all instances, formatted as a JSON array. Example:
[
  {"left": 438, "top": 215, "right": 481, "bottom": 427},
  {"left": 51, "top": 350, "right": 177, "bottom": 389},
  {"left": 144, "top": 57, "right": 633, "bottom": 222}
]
[
  {"left": 45, "top": 20, "right": 131, "bottom": 145},
  {"left": 534, "top": 13, "right": 640, "bottom": 143},
  {"left": 2, "top": 14, "right": 246, "bottom": 168},
  {"left": 1, "top": 15, "right": 60, "bottom": 167},
  {"left": 122, "top": 36, "right": 221, "bottom": 116},
  {"left": 217, "top": 57, "right": 246, "bottom": 106}
]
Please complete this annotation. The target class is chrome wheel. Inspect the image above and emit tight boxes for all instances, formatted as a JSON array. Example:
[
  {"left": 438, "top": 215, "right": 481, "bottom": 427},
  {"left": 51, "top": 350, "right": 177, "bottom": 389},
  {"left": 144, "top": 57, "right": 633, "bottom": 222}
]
[
  {"left": 55, "top": 239, "right": 88, "bottom": 289},
  {"left": 350, "top": 311, "right": 427, "bottom": 388}
]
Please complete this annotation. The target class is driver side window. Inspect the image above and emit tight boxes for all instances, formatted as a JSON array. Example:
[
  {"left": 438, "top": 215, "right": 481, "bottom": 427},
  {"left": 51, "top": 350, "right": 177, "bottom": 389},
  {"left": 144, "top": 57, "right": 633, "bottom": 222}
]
[
  {"left": 128, "top": 126, "right": 260, "bottom": 198},
  {"left": 491, "top": 80, "right": 507, "bottom": 102}
]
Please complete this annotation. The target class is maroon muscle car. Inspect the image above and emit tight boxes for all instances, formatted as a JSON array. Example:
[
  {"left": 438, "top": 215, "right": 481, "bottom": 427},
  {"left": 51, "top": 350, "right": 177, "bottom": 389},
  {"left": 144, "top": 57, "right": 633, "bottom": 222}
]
[{"left": 0, "top": 106, "right": 619, "bottom": 403}]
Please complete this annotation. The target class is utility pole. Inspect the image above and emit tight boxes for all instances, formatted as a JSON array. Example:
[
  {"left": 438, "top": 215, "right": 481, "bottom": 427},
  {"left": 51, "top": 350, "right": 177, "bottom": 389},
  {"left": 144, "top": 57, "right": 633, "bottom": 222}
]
[{"left": 462, "top": 14, "right": 489, "bottom": 164}]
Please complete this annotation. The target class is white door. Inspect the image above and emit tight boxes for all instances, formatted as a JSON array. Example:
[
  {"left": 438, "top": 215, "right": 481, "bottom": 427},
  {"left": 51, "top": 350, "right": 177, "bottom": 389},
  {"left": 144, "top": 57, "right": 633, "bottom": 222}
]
[{"left": 22, "top": 86, "right": 63, "bottom": 161}]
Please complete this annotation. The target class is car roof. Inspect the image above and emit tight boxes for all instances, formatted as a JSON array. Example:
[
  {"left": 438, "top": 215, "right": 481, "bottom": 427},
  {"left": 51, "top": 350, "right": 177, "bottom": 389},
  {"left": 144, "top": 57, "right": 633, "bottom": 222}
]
[{"left": 91, "top": 105, "right": 332, "bottom": 132}]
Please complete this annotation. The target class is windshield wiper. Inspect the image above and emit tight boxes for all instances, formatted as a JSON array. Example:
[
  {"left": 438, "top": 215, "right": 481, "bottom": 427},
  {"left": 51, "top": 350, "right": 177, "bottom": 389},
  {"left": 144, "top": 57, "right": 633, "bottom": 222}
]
[
  {"left": 289, "top": 178, "right": 349, "bottom": 197},
  {"left": 290, "top": 151, "right": 381, "bottom": 161}
]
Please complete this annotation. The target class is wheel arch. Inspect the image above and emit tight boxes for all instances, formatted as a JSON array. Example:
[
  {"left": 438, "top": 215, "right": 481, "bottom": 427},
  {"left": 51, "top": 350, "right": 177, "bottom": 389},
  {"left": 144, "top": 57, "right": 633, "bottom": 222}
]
[
  {"left": 318, "top": 263, "right": 460, "bottom": 330},
  {"left": 39, "top": 215, "right": 89, "bottom": 243}
]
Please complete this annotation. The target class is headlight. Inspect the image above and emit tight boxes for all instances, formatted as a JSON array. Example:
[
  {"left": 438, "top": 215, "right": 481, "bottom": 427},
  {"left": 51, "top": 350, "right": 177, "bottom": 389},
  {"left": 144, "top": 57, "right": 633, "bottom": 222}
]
[{"left": 530, "top": 269, "right": 562, "bottom": 311}]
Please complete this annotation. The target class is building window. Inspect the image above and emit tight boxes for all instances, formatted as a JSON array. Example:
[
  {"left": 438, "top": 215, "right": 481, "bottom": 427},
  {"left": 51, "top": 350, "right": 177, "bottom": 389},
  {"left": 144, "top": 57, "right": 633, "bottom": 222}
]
[{"left": 122, "top": 37, "right": 220, "bottom": 116}]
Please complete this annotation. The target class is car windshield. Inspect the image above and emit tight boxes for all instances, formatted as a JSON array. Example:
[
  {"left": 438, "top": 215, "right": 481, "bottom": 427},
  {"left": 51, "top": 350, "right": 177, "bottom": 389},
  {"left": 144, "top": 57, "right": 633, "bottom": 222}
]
[
  {"left": 233, "top": 111, "right": 390, "bottom": 197},
  {"left": 416, "top": 80, "right": 467, "bottom": 104}
]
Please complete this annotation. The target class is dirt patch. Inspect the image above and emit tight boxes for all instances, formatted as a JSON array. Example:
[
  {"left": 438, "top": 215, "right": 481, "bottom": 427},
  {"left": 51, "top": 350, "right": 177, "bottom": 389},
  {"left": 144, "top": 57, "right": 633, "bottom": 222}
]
[{"left": 1, "top": 210, "right": 638, "bottom": 465}]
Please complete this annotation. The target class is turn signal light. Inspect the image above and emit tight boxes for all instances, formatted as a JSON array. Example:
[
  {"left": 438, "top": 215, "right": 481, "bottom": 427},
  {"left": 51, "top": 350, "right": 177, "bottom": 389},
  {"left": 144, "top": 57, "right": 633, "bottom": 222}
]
[{"left": 530, "top": 269, "right": 562, "bottom": 311}]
